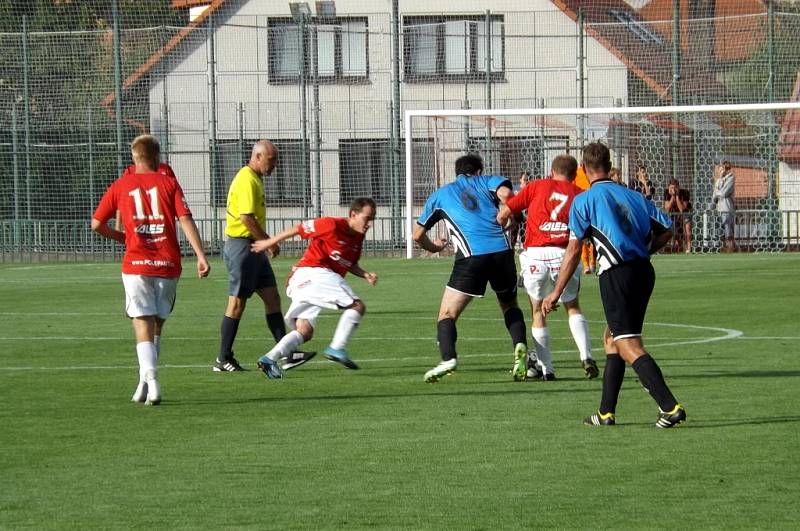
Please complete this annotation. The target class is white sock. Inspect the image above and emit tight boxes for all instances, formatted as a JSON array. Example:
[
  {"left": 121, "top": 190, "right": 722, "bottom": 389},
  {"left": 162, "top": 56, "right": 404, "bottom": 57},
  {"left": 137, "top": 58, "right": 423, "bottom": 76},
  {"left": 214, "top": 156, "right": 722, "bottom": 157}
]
[
  {"left": 531, "top": 327, "right": 553, "bottom": 373},
  {"left": 330, "top": 309, "right": 362, "bottom": 350},
  {"left": 136, "top": 341, "right": 158, "bottom": 382},
  {"left": 568, "top": 314, "right": 592, "bottom": 361},
  {"left": 267, "top": 330, "right": 305, "bottom": 362},
  {"left": 153, "top": 335, "right": 161, "bottom": 358}
]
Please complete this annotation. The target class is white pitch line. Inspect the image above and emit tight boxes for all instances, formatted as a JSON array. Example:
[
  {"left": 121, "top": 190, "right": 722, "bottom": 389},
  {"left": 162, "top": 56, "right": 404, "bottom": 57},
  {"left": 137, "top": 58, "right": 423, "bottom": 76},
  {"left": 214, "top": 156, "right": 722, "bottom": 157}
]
[{"left": 0, "top": 322, "right": 744, "bottom": 372}]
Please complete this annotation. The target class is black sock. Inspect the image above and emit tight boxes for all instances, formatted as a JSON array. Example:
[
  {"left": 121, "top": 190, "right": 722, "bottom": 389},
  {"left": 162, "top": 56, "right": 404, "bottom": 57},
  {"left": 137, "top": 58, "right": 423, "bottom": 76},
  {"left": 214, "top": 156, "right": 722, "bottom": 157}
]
[
  {"left": 632, "top": 354, "right": 678, "bottom": 412},
  {"left": 600, "top": 354, "right": 625, "bottom": 415},
  {"left": 266, "top": 312, "right": 286, "bottom": 343},
  {"left": 503, "top": 306, "right": 527, "bottom": 347},
  {"left": 219, "top": 316, "right": 240, "bottom": 362},
  {"left": 437, "top": 318, "right": 458, "bottom": 361}
]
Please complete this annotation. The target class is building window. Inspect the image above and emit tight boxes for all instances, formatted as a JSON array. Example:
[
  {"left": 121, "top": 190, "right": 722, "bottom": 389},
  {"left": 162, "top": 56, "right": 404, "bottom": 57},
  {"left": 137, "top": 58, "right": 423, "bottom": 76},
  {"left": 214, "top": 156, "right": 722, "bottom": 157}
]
[
  {"left": 212, "top": 139, "right": 311, "bottom": 207},
  {"left": 403, "top": 15, "right": 504, "bottom": 82},
  {"left": 339, "top": 138, "right": 434, "bottom": 206},
  {"left": 268, "top": 17, "right": 369, "bottom": 83}
]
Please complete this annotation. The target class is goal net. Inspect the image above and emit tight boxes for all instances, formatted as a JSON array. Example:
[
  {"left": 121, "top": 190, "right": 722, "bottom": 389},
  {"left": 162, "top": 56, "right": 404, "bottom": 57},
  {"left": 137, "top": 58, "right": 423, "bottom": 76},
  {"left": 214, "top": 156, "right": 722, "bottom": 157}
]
[{"left": 404, "top": 102, "right": 800, "bottom": 258}]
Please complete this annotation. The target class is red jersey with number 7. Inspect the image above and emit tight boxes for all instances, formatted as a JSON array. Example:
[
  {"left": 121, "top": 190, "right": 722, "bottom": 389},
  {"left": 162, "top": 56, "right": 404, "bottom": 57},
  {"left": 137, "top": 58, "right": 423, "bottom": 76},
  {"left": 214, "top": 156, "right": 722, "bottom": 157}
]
[
  {"left": 93, "top": 171, "right": 191, "bottom": 278},
  {"left": 295, "top": 217, "right": 364, "bottom": 277},
  {"left": 506, "top": 178, "right": 584, "bottom": 248}
]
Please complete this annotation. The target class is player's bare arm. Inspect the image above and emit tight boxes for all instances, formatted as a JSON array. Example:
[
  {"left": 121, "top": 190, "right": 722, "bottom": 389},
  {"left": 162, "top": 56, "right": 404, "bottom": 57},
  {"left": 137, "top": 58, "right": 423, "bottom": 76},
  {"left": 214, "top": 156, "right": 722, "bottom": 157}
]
[
  {"left": 239, "top": 213, "right": 279, "bottom": 256},
  {"left": 350, "top": 263, "right": 378, "bottom": 285},
  {"left": 542, "top": 238, "right": 582, "bottom": 315},
  {"left": 649, "top": 228, "right": 674, "bottom": 255},
  {"left": 251, "top": 225, "right": 299, "bottom": 254},
  {"left": 412, "top": 224, "right": 447, "bottom": 254},
  {"left": 91, "top": 218, "right": 126, "bottom": 244},
  {"left": 496, "top": 205, "right": 513, "bottom": 227},
  {"left": 178, "top": 215, "right": 211, "bottom": 278}
]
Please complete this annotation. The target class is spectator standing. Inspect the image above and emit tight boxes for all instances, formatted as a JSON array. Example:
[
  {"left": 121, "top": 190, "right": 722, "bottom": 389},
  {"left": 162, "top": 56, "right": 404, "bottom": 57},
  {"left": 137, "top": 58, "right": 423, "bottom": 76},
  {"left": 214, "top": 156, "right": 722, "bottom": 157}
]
[{"left": 712, "top": 161, "right": 736, "bottom": 253}]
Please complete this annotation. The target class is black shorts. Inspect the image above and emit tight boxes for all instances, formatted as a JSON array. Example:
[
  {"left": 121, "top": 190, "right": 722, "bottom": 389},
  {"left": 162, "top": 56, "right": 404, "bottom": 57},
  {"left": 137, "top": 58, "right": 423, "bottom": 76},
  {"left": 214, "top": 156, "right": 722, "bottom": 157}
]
[
  {"left": 598, "top": 259, "right": 655, "bottom": 338},
  {"left": 447, "top": 250, "right": 517, "bottom": 301},
  {"left": 223, "top": 237, "right": 277, "bottom": 298}
]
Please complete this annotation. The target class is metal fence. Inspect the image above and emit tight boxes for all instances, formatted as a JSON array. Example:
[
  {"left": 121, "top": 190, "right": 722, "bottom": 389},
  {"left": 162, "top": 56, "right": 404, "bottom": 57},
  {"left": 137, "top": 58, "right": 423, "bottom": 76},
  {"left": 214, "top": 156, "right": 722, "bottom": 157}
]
[{"left": 1, "top": 1, "right": 800, "bottom": 260}]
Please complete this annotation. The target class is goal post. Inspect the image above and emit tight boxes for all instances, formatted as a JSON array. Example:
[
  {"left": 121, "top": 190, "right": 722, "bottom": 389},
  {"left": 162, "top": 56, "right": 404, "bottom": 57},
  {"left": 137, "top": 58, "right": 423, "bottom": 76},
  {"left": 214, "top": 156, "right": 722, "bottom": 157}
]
[{"left": 404, "top": 101, "right": 800, "bottom": 258}]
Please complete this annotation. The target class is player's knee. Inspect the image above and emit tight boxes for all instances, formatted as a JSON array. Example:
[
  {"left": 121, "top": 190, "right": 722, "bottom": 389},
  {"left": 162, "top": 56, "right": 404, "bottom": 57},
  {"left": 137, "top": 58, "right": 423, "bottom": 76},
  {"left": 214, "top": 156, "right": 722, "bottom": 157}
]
[
  {"left": 349, "top": 299, "right": 366, "bottom": 315},
  {"left": 295, "top": 319, "right": 314, "bottom": 341},
  {"left": 495, "top": 287, "right": 518, "bottom": 306},
  {"left": 226, "top": 297, "right": 246, "bottom": 318}
]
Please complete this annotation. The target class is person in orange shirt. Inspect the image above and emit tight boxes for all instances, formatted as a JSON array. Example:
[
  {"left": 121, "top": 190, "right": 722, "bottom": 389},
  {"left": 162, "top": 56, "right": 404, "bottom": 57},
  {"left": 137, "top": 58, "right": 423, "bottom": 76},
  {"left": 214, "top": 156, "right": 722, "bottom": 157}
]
[{"left": 574, "top": 166, "right": 596, "bottom": 274}]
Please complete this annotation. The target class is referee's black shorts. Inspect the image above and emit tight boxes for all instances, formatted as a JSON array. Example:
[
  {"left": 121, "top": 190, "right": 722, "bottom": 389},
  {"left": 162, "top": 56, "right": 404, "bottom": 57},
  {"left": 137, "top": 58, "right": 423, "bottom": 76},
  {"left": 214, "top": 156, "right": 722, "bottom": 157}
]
[
  {"left": 447, "top": 249, "right": 518, "bottom": 302},
  {"left": 223, "top": 237, "right": 277, "bottom": 298},
  {"left": 599, "top": 259, "right": 655, "bottom": 339}
]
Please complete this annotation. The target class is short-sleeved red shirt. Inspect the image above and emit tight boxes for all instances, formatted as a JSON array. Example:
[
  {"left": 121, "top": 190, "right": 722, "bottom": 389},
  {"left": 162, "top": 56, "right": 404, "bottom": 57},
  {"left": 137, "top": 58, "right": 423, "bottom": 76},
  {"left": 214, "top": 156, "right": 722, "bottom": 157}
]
[
  {"left": 506, "top": 178, "right": 584, "bottom": 248},
  {"left": 295, "top": 217, "right": 364, "bottom": 277},
  {"left": 93, "top": 170, "right": 191, "bottom": 278}
]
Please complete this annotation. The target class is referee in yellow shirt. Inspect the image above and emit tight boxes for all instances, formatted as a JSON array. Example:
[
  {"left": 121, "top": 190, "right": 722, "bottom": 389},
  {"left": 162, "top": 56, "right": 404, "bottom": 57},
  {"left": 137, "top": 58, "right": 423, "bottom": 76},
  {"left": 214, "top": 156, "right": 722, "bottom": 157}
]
[{"left": 215, "top": 140, "right": 314, "bottom": 371}]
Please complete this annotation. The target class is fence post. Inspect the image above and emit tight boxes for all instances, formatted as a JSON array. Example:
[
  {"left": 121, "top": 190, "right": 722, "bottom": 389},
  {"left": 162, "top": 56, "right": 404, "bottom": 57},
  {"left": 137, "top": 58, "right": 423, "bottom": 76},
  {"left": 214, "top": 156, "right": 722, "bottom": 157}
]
[
  {"left": 577, "top": 8, "right": 585, "bottom": 148},
  {"left": 298, "top": 15, "right": 310, "bottom": 218},
  {"left": 207, "top": 12, "right": 219, "bottom": 225},
  {"left": 484, "top": 10, "right": 493, "bottom": 172},
  {"left": 87, "top": 101, "right": 94, "bottom": 215},
  {"left": 22, "top": 15, "right": 32, "bottom": 220},
  {"left": 390, "top": 0, "right": 402, "bottom": 244},
  {"left": 12, "top": 101, "right": 20, "bottom": 224},
  {"left": 312, "top": 25, "right": 322, "bottom": 218},
  {"left": 112, "top": 0, "right": 124, "bottom": 176},
  {"left": 671, "top": 0, "right": 681, "bottom": 185}
]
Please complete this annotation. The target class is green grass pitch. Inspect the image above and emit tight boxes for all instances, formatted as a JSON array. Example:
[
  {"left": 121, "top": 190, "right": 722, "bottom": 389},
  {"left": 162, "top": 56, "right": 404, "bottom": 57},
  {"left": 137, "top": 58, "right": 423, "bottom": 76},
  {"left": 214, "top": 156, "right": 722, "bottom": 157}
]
[{"left": 1, "top": 253, "right": 799, "bottom": 529}]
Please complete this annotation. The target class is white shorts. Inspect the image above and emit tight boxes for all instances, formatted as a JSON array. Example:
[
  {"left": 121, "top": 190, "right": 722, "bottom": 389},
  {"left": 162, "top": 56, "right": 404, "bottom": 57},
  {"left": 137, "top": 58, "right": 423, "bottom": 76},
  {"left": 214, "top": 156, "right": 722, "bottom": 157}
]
[
  {"left": 121, "top": 274, "right": 177, "bottom": 320},
  {"left": 519, "top": 246, "right": 582, "bottom": 302},
  {"left": 284, "top": 267, "right": 358, "bottom": 329}
]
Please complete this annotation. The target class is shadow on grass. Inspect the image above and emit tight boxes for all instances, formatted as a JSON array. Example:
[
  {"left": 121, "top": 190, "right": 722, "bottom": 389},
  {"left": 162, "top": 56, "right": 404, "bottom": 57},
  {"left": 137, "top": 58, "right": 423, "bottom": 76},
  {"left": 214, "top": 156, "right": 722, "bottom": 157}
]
[
  {"left": 618, "top": 415, "right": 800, "bottom": 429},
  {"left": 169, "top": 383, "right": 598, "bottom": 407},
  {"left": 674, "top": 369, "right": 800, "bottom": 379}
]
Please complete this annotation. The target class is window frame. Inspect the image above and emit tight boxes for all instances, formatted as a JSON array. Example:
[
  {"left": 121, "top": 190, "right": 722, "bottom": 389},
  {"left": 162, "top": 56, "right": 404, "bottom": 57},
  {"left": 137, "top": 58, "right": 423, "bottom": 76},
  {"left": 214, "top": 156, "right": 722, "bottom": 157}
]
[
  {"left": 267, "top": 16, "right": 370, "bottom": 85},
  {"left": 402, "top": 14, "right": 505, "bottom": 83}
]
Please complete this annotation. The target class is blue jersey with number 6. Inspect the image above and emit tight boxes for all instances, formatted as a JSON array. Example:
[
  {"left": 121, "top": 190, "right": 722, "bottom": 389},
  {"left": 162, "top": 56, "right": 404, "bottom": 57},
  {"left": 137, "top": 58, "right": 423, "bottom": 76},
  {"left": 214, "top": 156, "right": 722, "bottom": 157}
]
[{"left": 417, "top": 174, "right": 512, "bottom": 258}]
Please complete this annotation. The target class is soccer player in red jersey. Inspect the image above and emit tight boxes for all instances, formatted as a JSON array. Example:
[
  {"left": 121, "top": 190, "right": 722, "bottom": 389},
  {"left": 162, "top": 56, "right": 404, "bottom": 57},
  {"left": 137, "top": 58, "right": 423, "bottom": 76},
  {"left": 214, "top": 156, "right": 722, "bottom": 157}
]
[
  {"left": 497, "top": 155, "right": 597, "bottom": 381},
  {"left": 115, "top": 162, "right": 176, "bottom": 231},
  {"left": 91, "top": 134, "right": 210, "bottom": 405},
  {"left": 250, "top": 198, "right": 378, "bottom": 378}
]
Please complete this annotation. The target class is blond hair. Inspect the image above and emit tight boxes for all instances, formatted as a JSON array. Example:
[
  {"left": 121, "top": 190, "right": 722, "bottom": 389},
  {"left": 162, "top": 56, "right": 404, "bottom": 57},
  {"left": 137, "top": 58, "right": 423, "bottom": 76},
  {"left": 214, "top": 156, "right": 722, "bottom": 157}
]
[{"left": 131, "top": 134, "right": 160, "bottom": 168}]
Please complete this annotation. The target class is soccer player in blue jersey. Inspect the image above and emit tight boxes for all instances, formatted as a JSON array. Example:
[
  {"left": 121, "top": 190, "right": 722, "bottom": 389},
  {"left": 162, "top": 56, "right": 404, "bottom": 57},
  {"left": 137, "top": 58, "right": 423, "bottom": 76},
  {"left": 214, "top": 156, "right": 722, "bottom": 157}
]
[
  {"left": 542, "top": 143, "right": 686, "bottom": 428},
  {"left": 413, "top": 154, "right": 528, "bottom": 383}
]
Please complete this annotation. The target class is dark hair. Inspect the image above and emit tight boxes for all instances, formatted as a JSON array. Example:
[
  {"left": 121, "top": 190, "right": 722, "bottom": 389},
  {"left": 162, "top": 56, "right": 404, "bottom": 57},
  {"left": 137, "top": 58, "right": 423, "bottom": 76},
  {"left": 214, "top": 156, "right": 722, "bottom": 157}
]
[
  {"left": 551, "top": 155, "right": 578, "bottom": 180},
  {"left": 668, "top": 178, "right": 679, "bottom": 186},
  {"left": 720, "top": 160, "right": 732, "bottom": 172},
  {"left": 582, "top": 142, "right": 612, "bottom": 174},
  {"left": 349, "top": 197, "right": 376, "bottom": 214},
  {"left": 455, "top": 154, "right": 484, "bottom": 176},
  {"left": 519, "top": 171, "right": 531, "bottom": 182}
]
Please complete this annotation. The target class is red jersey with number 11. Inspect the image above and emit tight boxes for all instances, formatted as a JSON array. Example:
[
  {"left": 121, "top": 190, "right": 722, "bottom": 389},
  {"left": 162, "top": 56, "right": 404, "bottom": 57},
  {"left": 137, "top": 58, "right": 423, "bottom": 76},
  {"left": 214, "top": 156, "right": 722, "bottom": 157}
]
[
  {"left": 295, "top": 217, "right": 364, "bottom": 277},
  {"left": 506, "top": 178, "right": 584, "bottom": 248},
  {"left": 93, "top": 171, "right": 191, "bottom": 278}
]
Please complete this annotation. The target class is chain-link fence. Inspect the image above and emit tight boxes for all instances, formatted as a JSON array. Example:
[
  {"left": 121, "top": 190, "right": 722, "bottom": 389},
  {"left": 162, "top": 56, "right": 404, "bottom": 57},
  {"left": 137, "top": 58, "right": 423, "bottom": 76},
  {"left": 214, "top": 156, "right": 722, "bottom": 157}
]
[{"left": 1, "top": 1, "right": 800, "bottom": 260}]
